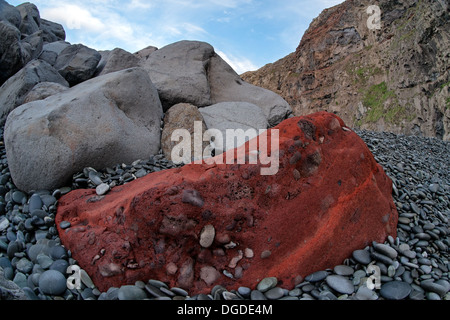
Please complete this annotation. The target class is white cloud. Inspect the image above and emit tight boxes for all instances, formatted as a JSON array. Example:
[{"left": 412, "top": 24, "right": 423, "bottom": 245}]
[
  {"left": 216, "top": 50, "right": 258, "bottom": 74},
  {"left": 42, "top": 4, "right": 105, "bottom": 32},
  {"left": 128, "top": 0, "right": 153, "bottom": 10}
]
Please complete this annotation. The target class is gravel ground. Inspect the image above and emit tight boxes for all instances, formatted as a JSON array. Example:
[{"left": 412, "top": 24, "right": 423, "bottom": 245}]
[{"left": 0, "top": 127, "right": 448, "bottom": 300}]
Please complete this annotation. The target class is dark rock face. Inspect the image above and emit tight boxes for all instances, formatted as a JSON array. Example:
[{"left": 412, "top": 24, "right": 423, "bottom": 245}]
[{"left": 242, "top": 0, "right": 450, "bottom": 140}]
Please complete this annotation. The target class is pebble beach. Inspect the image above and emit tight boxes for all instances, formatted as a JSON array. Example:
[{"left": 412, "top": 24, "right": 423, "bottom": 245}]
[{"left": 0, "top": 127, "right": 449, "bottom": 301}]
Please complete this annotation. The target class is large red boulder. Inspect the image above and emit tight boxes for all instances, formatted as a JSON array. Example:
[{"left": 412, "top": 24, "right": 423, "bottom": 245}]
[{"left": 56, "top": 112, "right": 398, "bottom": 294}]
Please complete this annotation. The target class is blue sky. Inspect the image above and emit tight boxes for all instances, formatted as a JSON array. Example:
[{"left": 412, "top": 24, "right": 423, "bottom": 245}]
[{"left": 9, "top": 0, "right": 344, "bottom": 74}]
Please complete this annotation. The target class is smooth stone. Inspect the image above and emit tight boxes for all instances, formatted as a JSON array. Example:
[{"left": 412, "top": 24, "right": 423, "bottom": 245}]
[
  {"left": 256, "top": 277, "right": 277, "bottom": 293},
  {"left": 49, "top": 259, "right": 69, "bottom": 274},
  {"left": 199, "top": 224, "right": 215, "bottom": 248},
  {"left": 12, "top": 190, "right": 27, "bottom": 204},
  {"left": 117, "top": 285, "right": 147, "bottom": 300},
  {"left": 80, "top": 269, "right": 96, "bottom": 289},
  {"left": 355, "top": 285, "right": 378, "bottom": 300},
  {"left": 49, "top": 246, "right": 67, "bottom": 260},
  {"left": 145, "top": 283, "right": 167, "bottom": 298},
  {"left": 305, "top": 270, "right": 328, "bottom": 282},
  {"left": 13, "top": 272, "right": 27, "bottom": 288},
  {"left": 352, "top": 249, "right": 372, "bottom": 264},
  {"left": 38, "top": 270, "right": 67, "bottom": 295},
  {"left": 37, "top": 254, "right": 54, "bottom": 269},
  {"left": 250, "top": 290, "right": 267, "bottom": 300},
  {"left": 40, "top": 194, "right": 57, "bottom": 207},
  {"left": 420, "top": 280, "right": 448, "bottom": 297},
  {"left": 170, "top": 287, "right": 188, "bottom": 297},
  {"left": 429, "top": 184, "right": 439, "bottom": 193},
  {"left": 325, "top": 275, "right": 354, "bottom": 294},
  {"left": 7, "top": 241, "right": 22, "bottom": 259},
  {"left": 96, "top": 183, "right": 110, "bottom": 196},
  {"left": 89, "top": 171, "right": 103, "bottom": 186},
  {"left": 0, "top": 217, "right": 9, "bottom": 232},
  {"left": 16, "top": 258, "right": 33, "bottom": 274},
  {"left": 238, "top": 286, "right": 251, "bottom": 298},
  {"left": 380, "top": 281, "right": 412, "bottom": 300},
  {"left": 28, "top": 193, "right": 43, "bottom": 212},
  {"left": 427, "top": 292, "right": 441, "bottom": 300},
  {"left": 59, "top": 221, "right": 71, "bottom": 229},
  {"left": 334, "top": 265, "right": 354, "bottom": 276},
  {"left": 373, "top": 243, "right": 398, "bottom": 259},
  {"left": 264, "top": 287, "right": 285, "bottom": 300}
]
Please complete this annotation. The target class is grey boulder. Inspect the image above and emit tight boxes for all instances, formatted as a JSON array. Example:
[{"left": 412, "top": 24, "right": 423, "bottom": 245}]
[
  {"left": 54, "top": 44, "right": 101, "bottom": 86},
  {"left": 23, "top": 81, "right": 68, "bottom": 104},
  {"left": 0, "top": 21, "right": 42, "bottom": 86},
  {"left": 141, "top": 41, "right": 214, "bottom": 110},
  {"left": 0, "top": 0, "right": 21, "bottom": 28},
  {"left": 0, "top": 59, "right": 69, "bottom": 125},
  {"left": 199, "top": 101, "right": 269, "bottom": 153},
  {"left": 96, "top": 48, "right": 139, "bottom": 76},
  {"left": 16, "top": 2, "right": 41, "bottom": 36},
  {"left": 5, "top": 67, "right": 163, "bottom": 192},
  {"left": 140, "top": 40, "right": 292, "bottom": 125},
  {"left": 208, "top": 53, "right": 292, "bottom": 127},
  {"left": 39, "top": 41, "right": 71, "bottom": 66},
  {"left": 40, "top": 19, "right": 65, "bottom": 43}
]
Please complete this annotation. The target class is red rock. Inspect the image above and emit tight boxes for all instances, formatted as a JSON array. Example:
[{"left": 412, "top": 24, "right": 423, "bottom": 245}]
[{"left": 56, "top": 111, "right": 398, "bottom": 294}]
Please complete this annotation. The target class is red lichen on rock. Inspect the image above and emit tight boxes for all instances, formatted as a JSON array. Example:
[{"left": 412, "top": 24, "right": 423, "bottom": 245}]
[{"left": 56, "top": 111, "right": 398, "bottom": 294}]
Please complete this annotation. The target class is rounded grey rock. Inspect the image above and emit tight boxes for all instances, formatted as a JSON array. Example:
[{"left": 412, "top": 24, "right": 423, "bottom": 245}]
[
  {"left": 256, "top": 277, "right": 277, "bottom": 293},
  {"left": 238, "top": 286, "right": 251, "bottom": 298},
  {"left": 28, "top": 193, "right": 43, "bottom": 213},
  {"left": 250, "top": 290, "right": 267, "bottom": 300},
  {"left": 380, "top": 281, "right": 412, "bottom": 300},
  {"left": 325, "top": 275, "right": 354, "bottom": 294},
  {"left": 352, "top": 249, "right": 372, "bottom": 264},
  {"left": 264, "top": 287, "right": 285, "bottom": 300},
  {"left": 373, "top": 243, "right": 398, "bottom": 259},
  {"left": 96, "top": 183, "right": 110, "bottom": 196},
  {"left": 59, "top": 221, "right": 71, "bottom": 229},
  {"left": 334, "top": 265, "right": 354, "bottom": 276},
  {"left": 38, "top": 270, "right": 67, "bottom": 296},
  {"left": 305, "top": 270, "right": 328, "bottom": 282},
  {"left": 117, "top": 285, "right": 147, "bottom": 300}
]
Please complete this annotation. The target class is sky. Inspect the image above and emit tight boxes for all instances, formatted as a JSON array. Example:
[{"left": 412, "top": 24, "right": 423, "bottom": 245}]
[{"left": 9, "top": 0, "right": 345, "bottom": 74}]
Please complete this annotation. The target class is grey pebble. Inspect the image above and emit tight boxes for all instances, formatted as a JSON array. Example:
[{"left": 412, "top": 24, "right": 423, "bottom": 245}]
[
  {"left": 256, "top": 277, "right": 277, "bottom": 293},
  {"left": 305, "top": 270, "right": 328, "bottom": 282},
  {"left": 37, "top": 254, "right": 54, "bottom": 269},
  {"left": 250, "top": 290, "right": 267, "bottom": 300},
  {"left": 117, "top": 285, "right": 147, "bottom": 300},
  {"left": 380, "top": 281, "right": 412, "bottom": 300},
  {"left": 16, "top": 258, "right": 33, "bottom": 274},
  {"left": 264, "top": 287, "right": 285, "bottom": 300},
  {"left": 59, "top": 221, "right": 71, "bottom": 229},
  {"left": 334, "top": 265, "right": 354, "bottom": 276},
  {"left": 325, "top": 275, "right": 354, "bottom": 294},
  {"left": 38, "top": 270, "right": 67, "bottom": 296},
  {"left": 96, "top": 183, "right": 110, "bottom": 196},
  {"left": 352, "top": 249, "right": 372, "bottom": 264},
  {"left": 373, "top": 242, "right": 398, "bottom": 259},
  {"left": 238, "top": 286, "right": 251, "bottom": 298},
  {"left": 420, "top": 280, "right": 448, "bottom": 297}
]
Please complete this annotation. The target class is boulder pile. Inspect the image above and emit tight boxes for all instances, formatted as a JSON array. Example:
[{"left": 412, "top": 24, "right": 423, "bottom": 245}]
[{"left": 0, "top": 0, "right": 292, "bottom": 193}]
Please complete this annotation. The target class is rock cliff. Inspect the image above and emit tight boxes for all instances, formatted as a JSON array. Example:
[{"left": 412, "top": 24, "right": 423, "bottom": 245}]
[{"left": 242, "top": 0, "right": 450, "bottom": 140}]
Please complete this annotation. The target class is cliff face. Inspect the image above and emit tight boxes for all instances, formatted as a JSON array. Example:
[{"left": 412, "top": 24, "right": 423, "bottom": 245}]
[{"left": 242, "top": 0, "right": 450, "bottom": 140}]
